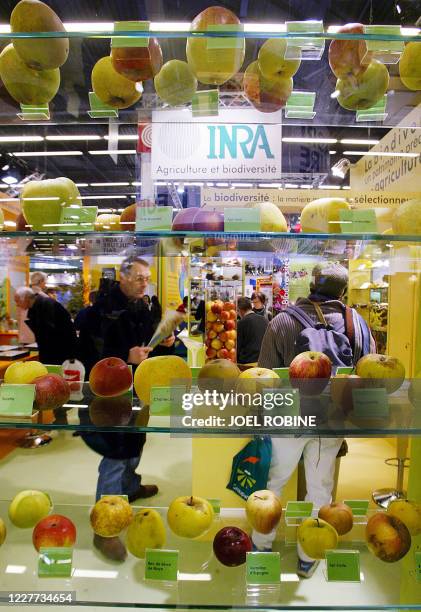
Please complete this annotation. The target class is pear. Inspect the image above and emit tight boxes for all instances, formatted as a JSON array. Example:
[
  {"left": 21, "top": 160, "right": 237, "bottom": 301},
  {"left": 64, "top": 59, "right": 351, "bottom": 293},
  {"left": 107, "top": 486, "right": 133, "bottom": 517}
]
[
  {"left": 0, "top": 44, "right": 60, "bottom": 105},
  {"left": 21, "top": 177, "right": 80, "bottom": 231},
  {"left": 126, "top": 508, "right": 166, "bottom": 558},
  {"left": 91, "top": 56, "right": 142, "bottom": 110},
  {"left": 11, "top": 0, "right": 69, "bottom": 70},
  {"left": 399, "top": 41, "right": 421, "bottom": 91}
]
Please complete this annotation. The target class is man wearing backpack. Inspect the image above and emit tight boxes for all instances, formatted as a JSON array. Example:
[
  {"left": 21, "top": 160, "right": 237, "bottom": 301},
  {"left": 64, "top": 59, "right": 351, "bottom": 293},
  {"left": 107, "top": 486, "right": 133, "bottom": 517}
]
[{"left": 252, "top": 263, "right": 375, "bottom": 578}]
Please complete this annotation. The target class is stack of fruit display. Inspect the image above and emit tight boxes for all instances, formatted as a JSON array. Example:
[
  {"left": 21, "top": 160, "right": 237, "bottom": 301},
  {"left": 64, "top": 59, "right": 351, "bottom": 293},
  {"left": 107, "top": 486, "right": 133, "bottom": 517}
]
[
  {"left": 205, "top": 299, "right": 237, "bottom": 362},
  {"left": 0, "top": 0, "right": 68, "bottom": 106},
  {"left": 3, "top": 360, "right": 70, "bottom": 410}
]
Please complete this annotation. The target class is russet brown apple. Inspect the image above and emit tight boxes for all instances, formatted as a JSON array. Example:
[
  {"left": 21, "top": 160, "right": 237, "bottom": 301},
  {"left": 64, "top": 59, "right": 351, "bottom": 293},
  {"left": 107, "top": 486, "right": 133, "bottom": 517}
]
[
  {"left": 318, "top": 502, "right": 353, "bottom": 535},
  {"left": 33, "top": 374, "right": 70, "bottom": 410},
  {"left": 111, "top": 38, "right": 163, "bottom": 82},
  {"left": 329, "top": 23, "right": 371, "bottom": 78},
  {"left": 366, "top": 512, "right": 411, "bottom": 562},
  {"left": 90, "top": 496, "right": 133, "bottom": 537}
]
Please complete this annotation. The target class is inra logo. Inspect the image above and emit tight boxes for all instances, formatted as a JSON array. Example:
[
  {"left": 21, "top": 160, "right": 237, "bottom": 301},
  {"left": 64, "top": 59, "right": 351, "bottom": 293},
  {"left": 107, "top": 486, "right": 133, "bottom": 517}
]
[{"left": 207, "top": 125, "right": 275, "bottom": 160}]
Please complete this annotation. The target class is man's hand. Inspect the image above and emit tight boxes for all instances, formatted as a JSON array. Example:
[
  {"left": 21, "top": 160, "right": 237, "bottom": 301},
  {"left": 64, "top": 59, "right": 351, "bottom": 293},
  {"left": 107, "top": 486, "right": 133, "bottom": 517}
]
[
  {"left": 160, "top": 334, "right": 175, "bottom": 348},
  {"left": 128, "top": 345, "right": 152, "bottom": 364}
]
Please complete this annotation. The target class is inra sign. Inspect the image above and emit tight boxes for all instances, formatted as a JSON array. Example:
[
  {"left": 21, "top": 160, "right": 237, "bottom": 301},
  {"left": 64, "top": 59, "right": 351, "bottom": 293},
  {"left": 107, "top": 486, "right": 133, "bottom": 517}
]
[{"left": 207, "top": 125, "right": 275, "bottom": 160}]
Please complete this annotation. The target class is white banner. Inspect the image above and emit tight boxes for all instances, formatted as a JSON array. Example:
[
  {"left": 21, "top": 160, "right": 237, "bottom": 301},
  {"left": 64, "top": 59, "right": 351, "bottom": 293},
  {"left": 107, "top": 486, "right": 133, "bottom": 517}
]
[{"left": 151, "top": 109, "right": 282, "bottom": 181}]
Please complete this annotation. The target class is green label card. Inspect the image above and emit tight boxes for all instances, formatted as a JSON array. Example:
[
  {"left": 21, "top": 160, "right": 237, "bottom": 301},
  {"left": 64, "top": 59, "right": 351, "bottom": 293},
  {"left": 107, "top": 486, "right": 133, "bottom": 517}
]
[
  {"left": 145, "top": 549, "right": 178, "bottom": 581},
  {"left": 336, "top": 367, "right": 354, "bottom": 375},
  {"left": 38, "top": 547, "right": 73, "bottom": 578},
  {"left": 19, "top": 103, "right": 50, "bottom": 121},
  {"left": 101, "top": 494, "right": 129, "bottom": 501},
  {"left": 190, "top": 367, "right": 201, "bottom": 381},
  {"left": 88, "top": 92, "right": 118, "bottom": 119},
  {"left": 112, "top": 21, "right": 150, "bottom": 48},
  {"left": 45, "top": 364, "right": 63, "bottom": 376},
  {"left": 0, "top": 384, "right": 35, "bottom": 417},
  {"left": 192, "top": 90, "right": 219, "bottom": 118},
  {"left": 206, "top": 24, "right": 244, "bottom": 49},
  {"left": 224, "top": 208, "right": 261, "bottom": 232},
  {"left": 339, "top": 210, "right": 378, "bottom": 234},
  {"left": 59, "top": 206, "right": 98, "bottom": 231},
  {"left": 363, "top": 25, "right": 404, "bottom": 58},
  {"left": 273, "top": 367, "right": 290, "bottom": 380},
  {"left": 352, "top": 388, "right": 389, "bottom": 418},
  {"left": 326, "top": 550, "right": 360, "bottom": 582},
  {"left": 285, "top": 91, "right": 316, "bottom": 119},
  {"left": 415, "top": 551, "right": 421, "bottom": 583},
  {"left": 246, "top": 552, "right": 281, "bottom": 585},
  {"left": 150, "top": 387, "right": 172, "bottom": 415},
  {"left": 136, "top": 206, "right": 173, "bottom": 232},
  {"left": 207, "top": 498, "right": 221, "bottom": 516},
  {"left": 285, "top": 501, "right": 313, "bottom": 518},
  {"left": 343, "top": 499, "right": 369, "bottom": 516}
]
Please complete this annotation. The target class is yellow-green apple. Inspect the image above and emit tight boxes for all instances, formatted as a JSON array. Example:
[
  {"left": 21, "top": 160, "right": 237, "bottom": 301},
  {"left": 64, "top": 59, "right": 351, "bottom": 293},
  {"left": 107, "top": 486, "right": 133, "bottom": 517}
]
[
  {"left": 318, "top": 502, "right": 353, "bottom": 535},
  {"left": 21, "top": 177, "right": 80, "bottom": 232},
  {"left": 289, "top": 351, "right": 332, "bottom": 396},
  {"left": 237, "top": 367, "right": 280, "bottom": 397},
  {"left": 213, "top": 526, "right": 252, "bottom": 566},
  {"left": 91, "top": 56, "right": 142, "bottom": 109},
  {"left": 355, "top": 353, "right": 405, "bottom": 394},
  {"left": 198, "top": 358, "right": 240, "bottom": 393},
  {"left": 298, "top": 517, "right": 339, "bottom": 559},
  {"left": 154, "top": 60, "right": 198, "bottom": 106},
  {"left": 11, "top": 0, "right": 69, "bottom": 70},
  {"left": 111, "top": 38, "right": 163, "bottom": 82},
  {"left": 94, "top": 213, "right": 121, "bottom": 231},
  {"left": 253, "top": 201, "right": 288, "bottom": 232},
  {"left": 0, "top": 518, "right": 6, "bottom": 546},
  {"left": 134, "top": 355, "right": 192, "bottom": 406},
  {"left": 89, "top": 395, "right": 133, "bottom": 427},
  {"left": 89, "top": 357, "right": 133, "bottom": 398},
  {"left": 33, "top": 374, "right": 70, "bottom": 410},
  {"left": 300, "top": 197, "right": 351, "bottom": 233},
  {"left": 119, "top": 203, "right": 136, "bottom": 231},
  {"left": 167, "top": 495, "right": 214, "bottom": 538},
  {"left": 258, "top": 38, "right": 301, "bottom": 79},
  {"left": 211, "top": 338, "right": 223, "bottom": 351},
  {"left": 186, "top": 6, "right": 245, "bottom": 85},
  {"left": 126, "top": 508, "right": 166, "bottom": 558},
  {"left": 246, "top": 489, "right": 282, "bottom": 534},
  {"left": 0, "top": 43, "right": 60, "bottom": 105},
  {"left": 392, "top": 199, "right": 421, "bottom": 235},
  {"left": 330, "top": 374, "right": 362, "bottom": 415},
  {"left": 366, "top": 512, "right": 411, "bottom": 562},
  {"left": 328, "top": 23, "right": 370, "bottom": 79},
  {"left": 387, "top": 499, "right": 421, "bottom": 536},
  {"left": 90, "top": 495, "right": 133, "bottom": 537},
  {"left": 9, "top": 490, "right": 52, "bottom": 528},
  {"left": 336, "top": 60, "right": 389, "bottom": 111},
  {"left": 32, "top": 514, "right": 76, "bottom": 551},
  {"left": 243, "top": 60, "right": 293, "bottom": 113},
  {"left": 4, "top": 360, "right": 48, "bottom": 384},
  {"left": 399, "top": 41, "right": 421, "bottom": 91}
]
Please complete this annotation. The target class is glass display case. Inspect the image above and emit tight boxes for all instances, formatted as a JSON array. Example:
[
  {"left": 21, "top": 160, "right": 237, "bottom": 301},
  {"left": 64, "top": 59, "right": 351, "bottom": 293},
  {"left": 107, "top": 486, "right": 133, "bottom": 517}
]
[{"left": 0, "top": 0, "right": 420, "bottom": 609}]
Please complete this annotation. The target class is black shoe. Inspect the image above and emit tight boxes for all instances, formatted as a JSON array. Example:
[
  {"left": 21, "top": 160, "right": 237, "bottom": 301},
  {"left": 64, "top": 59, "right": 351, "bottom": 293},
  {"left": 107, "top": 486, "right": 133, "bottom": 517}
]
[
  {"left": 128, "top": 484, "right": 159, "bottom": 503},
  {"left": 93, "top": 534, "right": 127, "bottom": 561}
]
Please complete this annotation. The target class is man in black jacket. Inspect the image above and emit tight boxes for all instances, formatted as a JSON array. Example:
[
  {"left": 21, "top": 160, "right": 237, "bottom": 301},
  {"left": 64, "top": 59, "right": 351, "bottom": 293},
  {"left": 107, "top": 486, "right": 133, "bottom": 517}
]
[{"left": 237, "top": 297, "right": 268, "bottom": 364}]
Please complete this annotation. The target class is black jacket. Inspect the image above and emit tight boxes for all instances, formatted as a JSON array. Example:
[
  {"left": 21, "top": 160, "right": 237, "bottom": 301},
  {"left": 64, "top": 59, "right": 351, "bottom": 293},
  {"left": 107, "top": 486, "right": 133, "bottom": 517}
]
[
  {"left": 26, "top": 295, "right": 77, "bottom": 365},
  {"left": 237, "top": 312, "right": 269, "bottom": 364}
]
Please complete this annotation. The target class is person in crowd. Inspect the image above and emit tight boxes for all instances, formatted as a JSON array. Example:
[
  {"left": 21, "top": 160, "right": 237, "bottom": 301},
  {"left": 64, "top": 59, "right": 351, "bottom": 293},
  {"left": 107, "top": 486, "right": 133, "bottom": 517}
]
[
  {"left": 142, "top": 294, "right": 151, "bottom": 309},
  {"left": 14, "top": 287, "right": 77, "bottom": 364},
  {"left": 251, "top": 291, "right": 272, "bottom": 320},
  {"left": 30, "top": 271, "right": 48, "bottom": 296},
  {"left": 194, "top": 299, "right": 206, "bottom": 334},
  {"left": 15, "top": 287, "right": 35, "bottom": 345},
  {"left": 77, "top": 256, "right": 175, "bottom": 561},
  {"left": 177, "top": 296, "right": 189, "bottom": 314},
  {"left": 252, "top": 264, "right": 375, "bottom": 578},
  {"left": 45, "top": 287, "right": 58, "bottom": 300},
  {"left": 236, "top": 297, "right": 268, "bottom": 365}
]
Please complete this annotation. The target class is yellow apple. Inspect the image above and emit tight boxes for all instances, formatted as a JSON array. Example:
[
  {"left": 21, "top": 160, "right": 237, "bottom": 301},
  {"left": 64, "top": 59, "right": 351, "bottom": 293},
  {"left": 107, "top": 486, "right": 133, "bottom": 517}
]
[
  {"left": 90, "top": 495, "right": 133, "bottom": 537},
  {"left": 91, "top": 56, "right": 142, "bottom": 110},
  {"left": 94, "top": 214, "right": 121, "bottom": 231},
  {"left": 392, "top": 199, "right": 421, "bottom": 235},
  {"left": 167, "top": 495, "right": 214, "bottom": 538},
  {"left": 355, "top": 353, "right": 405, "bottom": 394},
  {"left": 4, "top": 360, "right": 48, "bottom": 384},
  {"left": 254, "top": 201, "right": 288, "bottom": 232},
  {"left": 0, "top": 517, "right": 6, "bottom": 546},
  {"left": 126, "top": 508, "right": 166, "bottom": 558},
  {"left": 336, "top": 60, "right": 389, "bottom": 111},
  {"left": 133, "top": 355, "right": 192, "bottom": 406},
  {"left": 258, "top": 39, "right": 301, "bottom": 79},
  {"left": 387, "top": 499, "right": 421, "bottom": 536},
  {"left": 399, "top": 41, "right": 421, "bottom": 91},
  {"left": 236, "top": 367, "right": 280, "bottom": 398},
  {"left": 21, "top": 177, "right": 80, "bottom": 231},
  {"left": 154, "top": 60, "right": 198, "bottom": 106},
  {"left": 9, "top": 490, "right": 52, "bottom": 528},
  {"left": 243, "top": 60, "right": 293, "bottom": 113},
  {"left": 246, "top": 490, "right": 283, "bottom": 534},
  {"left": 197, "top": 358, "right": 240, "bottom": 393},
  {"left": 300, "top": 197, "right": 351, "bottom": 233},
  {"left": 298, "top": 517, "right": 338, "bottom": 559}
]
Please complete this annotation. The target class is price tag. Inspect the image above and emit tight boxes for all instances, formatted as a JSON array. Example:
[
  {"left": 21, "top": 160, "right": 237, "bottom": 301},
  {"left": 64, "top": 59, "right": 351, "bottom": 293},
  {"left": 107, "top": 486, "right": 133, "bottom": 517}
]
[
  {"left": 363, "top": 25, "right": 404, "bottom": 64},
  {"left": 59, "top": 206, "right": 98, "bottom": 231},
  {"left": 246, "top": 552, "right": 281, "bottom": 584},
  {"left": 224, "top": 208, "right": 261, "bottom": 232},
  {"left": 136, "top": 206, "right": 172, "bottom": 231},
  {"left": 206, "top": 24, "right": 244, "bottom": 50},
  {"left": 356, "top": 95, "right": 388, "bottom": 123},
  {"left": 336, "top": 367, "right": 354, "bottom": 375},
  {"left": 150, "top": 387, "right": 172, "bottom": 415},
  {"left": 18, "top": 103, "right": 50, "bottom": 121},
  {"left": 343, "top": 499, "right": 369, "bottom": 517},
  {"left": 415, "top": 551, "right": 421, "bottom": 583},
  {"left": 326, "top": 550, "right": 360, "bottom": 582},
  {"left": 273, "top": 367, "right": 290, "bottom": 380},
  {"left": 38, "top": 547, "right": 73, "bottom": 578},
  {"left": 45, "top": 365, "right": 63, "bottom": 376},
  {"left": 285, "top": 501, "right": 313, "bottom": 519},
  {"left": 0, "top": 384, "right": 35, "bottom": 417},
  {"left": 145, "top": 549, "right": 178, "bottom": 581},
  {"left": 88, "top": 92, "right": 118, "bottom": 119},
  {"left": 285, "top": 21, "right": 325, "bottom": 60},
  {"left": 112, "top": 21, "right": 150, "bottom": 48},
  {"left": 207, "top": 498, "right": 221, "bottom": 516},
  {"left": 339, "top": 209, "right": 378, "bottom": 234},
  {"left": 192, "top": 90, "right": 219, "bottom": 118},
  {"left": 285, "top": 91, "right": 316, "bottom": 119},
  {"left": 190, "top": 367, "right": 201, "bottom": 380},
  {"left": 352, "top": 388, "right": 389, "bottom": 418}
]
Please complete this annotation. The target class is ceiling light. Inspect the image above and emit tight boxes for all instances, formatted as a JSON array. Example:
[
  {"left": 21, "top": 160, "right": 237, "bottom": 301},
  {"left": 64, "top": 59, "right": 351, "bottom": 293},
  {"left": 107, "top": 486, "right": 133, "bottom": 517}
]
[
  {"left": 12, "top": 151, "right": 83, "bottom": 157},
  {"left": 131, "top": 181, "right": 142, "bottom": 186},
  {"left": 340, "top": 138, "right": 380, "bottom": 145},
  {"left": 2, "top": 175, "right": 18, "bottom": 185},
  {"left": 343, "top": 150, "right": 419, "bottom": 157},
  {"left": 284, "top": 183, "right": 299, "bottom": 188},
  {"left": 258, "top": 183, "right": 283, "bottom": 188},
  {"left": 329, "top": 150, "right": 337, "bottom": 155},
  {"left": 0, "top": 136, "right": 44, "bottom": 143},
  {"left": 88, "top": 150, "right": 136, "bottom": 155},
  {"left": 46, "top": 135, "right": 102, "bottom": 141},
  {"left": 90, "top": 182, "right": 130, "bottom": 187},
  {"left": 282, "top": 137, "right": 337, "bottom": 144},
  {"left": 104, "top": 135, "right": 138, "bottom": 141},
  {"left": 75, "top": 183, "right": 89, "bottom": 187}
]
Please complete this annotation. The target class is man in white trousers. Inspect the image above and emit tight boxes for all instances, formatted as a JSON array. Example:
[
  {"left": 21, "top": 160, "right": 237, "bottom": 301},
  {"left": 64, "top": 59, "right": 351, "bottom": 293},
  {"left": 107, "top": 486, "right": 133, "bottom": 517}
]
[{"left": 252, "top": 264, "right": 375, "bottom": 578}]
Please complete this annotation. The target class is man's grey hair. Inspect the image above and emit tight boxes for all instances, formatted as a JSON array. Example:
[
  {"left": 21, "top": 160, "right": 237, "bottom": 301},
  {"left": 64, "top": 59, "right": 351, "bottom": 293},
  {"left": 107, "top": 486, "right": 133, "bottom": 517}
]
[
  {"left": 30, "top": 271, "right": 47, "bottom": 287},
  {"left": 120, "top": 256, "right": 150, "bottom": 277},
  {"left": 15, "top": 287, "right": 36, "bottom": 301}
]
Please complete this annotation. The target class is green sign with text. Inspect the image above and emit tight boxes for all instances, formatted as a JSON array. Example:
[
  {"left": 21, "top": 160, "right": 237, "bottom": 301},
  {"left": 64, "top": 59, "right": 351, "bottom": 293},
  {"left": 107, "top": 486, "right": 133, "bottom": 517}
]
[
  {"left": 326, "top": 550, "right": 360, "bottom": 582},
  {"left": 352, "top": 388, "right": 389, "bottom": 418},
  {"left": 38, "top": 547, "right": 73, "bottom": 578},
  {"left": 343, "top": 499, "right": 369, "bottom": 516},
  {"left": 0, "top": 384, "right": 35, "bottom": 417},
  {"left": 136, "top": 206, "right": 173, "bottom": 232},
  {"left": 285, "top": 501, "right": 313, "bottom": 518},
  {"left": 145, "top": 549, "right": 178, "bottom": 581},
  {"left": 246, "top": 552, "right": 281, "bottom": 584},
  {"left": 224, "top": 208, "right": 260, "bottom": 232}
]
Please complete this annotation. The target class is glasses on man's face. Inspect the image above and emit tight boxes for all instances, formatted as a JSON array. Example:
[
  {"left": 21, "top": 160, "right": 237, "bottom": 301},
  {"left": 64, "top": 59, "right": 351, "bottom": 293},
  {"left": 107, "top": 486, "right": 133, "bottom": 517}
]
[{"left": 131, "top": 275, "right": 151, "bottom": 284}]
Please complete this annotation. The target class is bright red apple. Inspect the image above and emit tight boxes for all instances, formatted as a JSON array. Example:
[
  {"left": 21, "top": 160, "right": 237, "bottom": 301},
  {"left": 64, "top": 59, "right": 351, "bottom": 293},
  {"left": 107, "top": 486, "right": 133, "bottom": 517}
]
[
  {"left": 289, "top": 351, "right": 332, "bottom": 396},
  {"left": 111, "top": 38, "right": 163, "bottom": 82},
  {"left": 223, "top": 302, "right": 235, "bottom": 311},
  {"left": 89, "top": 357, "right": 133, "bottom": 397},
  {"left": 224, "top": 320, "right": 236, "bottom": 331},
  {"left": 220, "top": 311, "right": 230, "bottom": 322},
  {"left": 211, "top": 300, "right": 224, "bottom": 314},
  {"left": 32, "top": 514, "right": 76, "bottom": 551},
  {"left": 192, "top": 209, "right": 224, "bottom": 232},
  {"left": 217, "top": 348, "right": 229, "bottom": 359},
  {"left": 213, "top": 526, "right": 252, "bottom": 566},
  {"left": 33, "top": 374, "right": 71, "bottom": 410}
]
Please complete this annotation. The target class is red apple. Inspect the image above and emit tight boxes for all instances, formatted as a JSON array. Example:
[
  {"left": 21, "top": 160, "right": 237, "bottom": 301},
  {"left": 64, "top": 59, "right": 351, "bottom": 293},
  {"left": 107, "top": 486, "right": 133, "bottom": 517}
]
[
  {"left": 33, "top": 374, "right": 71, "bottom": 410},
  {"left": 366, "top": 513, "right": 411, "bottom": 563},
  {"left": 172, "top": 208, "right": 198, "bottom": 231},
  {"left": 192, "top": 209, "right": 224, "bottom": 232},
  {"left": 329, "top": 23, "right": 371, "bottom": 79},
  {"left": 111, "top": 37, "right": 163, "bottom": 82},
  {"left": 211, "top": 300, "right": 224, "bottom": 314},
  {"left": 228, "top": 349, "right": 236, "bottom": 361},
  {"left": 318, "top": 502, "right": 354, "bottom": 536},
  {"left": 89, "top": 357, "right": 133, "bottom": 397},
  {"left": 229, "top": 310, "right": 237, "bottom": 320},
  {"left": 246, "top": 490, "right": 282, "bottom": 534},
  {"left": 220, "top": 311, "right": 230, "bottom": 321},
  {"left": 32, "top": 514, "right": 76, "bottom": 552},
  {"left": 206, "top": 347, "right": 217, "bottom": 359},
  {"left": 213, "top": 526, "right": 252, "bottom": 566},
  {"left": 219, "top": 331, "right": 228, "bottom": 343},
  {"left": 223, "top": 302, "right": 235, "bottom": 311},
  {"left": 289, "top": 351, "right": 332, "bottom": 396},
  {"left": 224, "top": 320, "right": 236, "bottom": 331},
  {"left": 217, "top": 348, "right": 229, "bottom": 359}
]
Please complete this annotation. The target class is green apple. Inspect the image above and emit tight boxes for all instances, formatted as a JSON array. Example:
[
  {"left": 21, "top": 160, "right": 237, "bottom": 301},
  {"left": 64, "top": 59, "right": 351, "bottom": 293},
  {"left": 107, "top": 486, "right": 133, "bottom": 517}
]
[
  {"left": 9, "top": 490, "right": 52, "bottom": 528},
  {"left": 255, "top": 201, "right": 288, "bottom": 232},
  {"left": 399, "top": 41, "right": 421, "bottom": 91},
  {"left": 21, "top": 177, "right": 80, "bottom": 231},
  {"left": 336, "top": 60, "right": 389, "bottom": 111},
  {"left": 258, "top": 39, "right": 301, "bottom": 79},
  {"left": 243, "top": 60, "right": 293, "bottom": 113},
  {"left": 4, "top": 360, "right": 48, "bottom": 384},
  {"left": 91, "top": 56, "right": 142, "bottom": 110},
  {"left": 167, "top": 495, "right": 214, "bottom": 538},
  {"left": 126, "top": 508, "right": 166, "bottom": 558},
  {"left": 0, "top": 43, "right": 60, "bottom": 105},
  {"left": 154, "top": 60, "right": 198, "bottom": 106},
  {"left": 186, "top": 6, "right": 245, "bottom": 85},
  {"left": 300, "top": 197, "right": 351, "bottom": 233}
]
